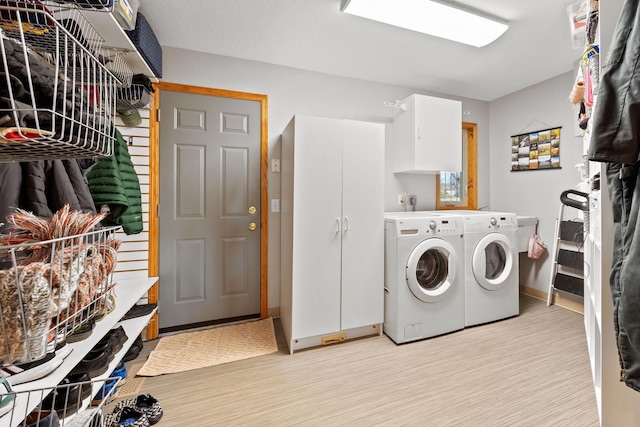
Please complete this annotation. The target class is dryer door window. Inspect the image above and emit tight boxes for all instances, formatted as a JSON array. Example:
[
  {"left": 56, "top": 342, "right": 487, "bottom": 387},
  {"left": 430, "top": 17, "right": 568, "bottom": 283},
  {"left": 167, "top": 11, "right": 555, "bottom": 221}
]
[
  {"left": 472, "top": 233, "right": 515, "bottom": 291},
  {"left": 406, "top": 239, "right": 458, "bottom": 303}
]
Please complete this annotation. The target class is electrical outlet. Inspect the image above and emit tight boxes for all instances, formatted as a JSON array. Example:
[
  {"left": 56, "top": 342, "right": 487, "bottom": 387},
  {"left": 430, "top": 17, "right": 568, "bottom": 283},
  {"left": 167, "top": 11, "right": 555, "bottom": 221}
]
[
  {"left": 271, "top": 159, "right": 281, "bottom": 173},
  {"left": 398, "top": 193, "right": 405, "bottom": 205},
  {"left": 271, "top": 199, "right": 280, "bottom": 212}
]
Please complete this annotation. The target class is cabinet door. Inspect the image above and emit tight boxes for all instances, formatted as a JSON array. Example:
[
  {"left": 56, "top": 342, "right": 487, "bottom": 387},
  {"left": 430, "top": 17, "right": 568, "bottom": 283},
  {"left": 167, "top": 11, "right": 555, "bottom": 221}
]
[
  {"left": 291, "top": 116, "right": 343, "bottom": 338},
  {"left": 341, "top": 120, "right": 385, "bottom": 329},
  {"left": 414, "top": 95, "right": 462, "bottom": 172}
]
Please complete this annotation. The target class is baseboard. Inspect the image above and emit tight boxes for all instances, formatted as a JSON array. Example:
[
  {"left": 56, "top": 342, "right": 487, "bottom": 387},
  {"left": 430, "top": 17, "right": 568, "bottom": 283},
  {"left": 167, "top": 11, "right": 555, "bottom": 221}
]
[
  {"left": 520, "top": 285, "right": 584, "bottom": 315},
  {"left": 268, "top": 307, "right": 280, "bottom": 319},
  {"left": 269, "top": 286, "right": 584, "bottom": 322}
]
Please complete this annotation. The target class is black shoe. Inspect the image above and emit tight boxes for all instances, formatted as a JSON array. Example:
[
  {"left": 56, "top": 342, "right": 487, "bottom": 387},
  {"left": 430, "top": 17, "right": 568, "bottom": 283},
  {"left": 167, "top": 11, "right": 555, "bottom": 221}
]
[
  {"left": 114, "top": 394, "right": 163, "bottom": 425},
  {"left": 122, "top": 334, "right": 143, "bottom": 362},
  {"left": 69, "top": 349, "right": 110, "bottom": 378},
  {"left": 41, "top": 378, "right": 91, "bottom": 418},
  {"left": 106, "top": 406, "right": 150, "bottom": 427},
  {"left": 65, "top": 372, "right": 92, "bottom": 400},
  {"left": 97, "top": 326, "right": 128, "bottom": 357},
  {"left": 121, "top": 304, "right": 157, "bottom": 321}
]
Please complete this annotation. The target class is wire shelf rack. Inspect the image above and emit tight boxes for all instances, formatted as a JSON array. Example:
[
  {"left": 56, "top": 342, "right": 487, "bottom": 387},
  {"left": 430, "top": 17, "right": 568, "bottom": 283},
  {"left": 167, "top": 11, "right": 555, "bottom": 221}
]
[
  {"left": 1, "top": 376, "right": 120, "bottom": 426},
  {"left": 0, "top": 0, "right": 134, "bottom": 161},
  {"left": 0, "top": 218, "right": 120, "bottom": 367}
]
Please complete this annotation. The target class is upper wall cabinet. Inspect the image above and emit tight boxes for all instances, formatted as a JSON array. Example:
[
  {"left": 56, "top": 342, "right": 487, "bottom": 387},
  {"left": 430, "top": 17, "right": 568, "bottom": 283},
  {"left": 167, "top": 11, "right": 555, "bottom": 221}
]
[{"left": 393, "top": 94, "right": 462, "bottom": 173}]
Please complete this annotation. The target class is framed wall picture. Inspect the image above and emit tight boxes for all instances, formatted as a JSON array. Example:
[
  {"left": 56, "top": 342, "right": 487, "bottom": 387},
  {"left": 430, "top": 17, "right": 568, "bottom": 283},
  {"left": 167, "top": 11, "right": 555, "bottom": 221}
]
[{"left": 511, "top": 126, "right": 561, "bottom": 171}]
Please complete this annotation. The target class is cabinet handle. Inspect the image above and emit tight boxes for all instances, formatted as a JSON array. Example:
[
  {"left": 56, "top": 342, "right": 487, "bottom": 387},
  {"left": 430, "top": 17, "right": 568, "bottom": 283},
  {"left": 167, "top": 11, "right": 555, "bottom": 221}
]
[
  {"left": 336, "top": 218, "right": 341, "bottom": 234},
  {"left": 344, "top": 216, "right": 349, "bottom": 232}
]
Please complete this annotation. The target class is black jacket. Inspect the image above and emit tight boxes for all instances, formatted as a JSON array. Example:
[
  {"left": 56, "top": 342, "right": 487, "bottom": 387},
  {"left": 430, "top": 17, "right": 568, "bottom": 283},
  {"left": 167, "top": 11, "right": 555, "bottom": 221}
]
[
  {"left": 0, "top": 160, "right": 96, "bottom": 232},
  {"left": 589, "top": 0, "right": 640, "bottom": 164}
]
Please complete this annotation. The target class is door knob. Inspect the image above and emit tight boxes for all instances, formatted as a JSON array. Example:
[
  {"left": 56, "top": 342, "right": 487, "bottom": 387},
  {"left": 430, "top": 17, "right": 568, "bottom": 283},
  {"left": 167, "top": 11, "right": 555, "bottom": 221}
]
[
  {"left": 248, "top": 206, "right": 256, "bottom": 215},
  {"left": 248, "top": 222, "right": 257, "bottom": 231}
]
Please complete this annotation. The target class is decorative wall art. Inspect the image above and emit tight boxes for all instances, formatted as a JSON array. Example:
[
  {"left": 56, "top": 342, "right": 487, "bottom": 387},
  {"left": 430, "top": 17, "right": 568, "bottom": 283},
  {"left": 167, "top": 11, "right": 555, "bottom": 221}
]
[{"left": 511, "top": 126, "right": 561, "bottom": 171}]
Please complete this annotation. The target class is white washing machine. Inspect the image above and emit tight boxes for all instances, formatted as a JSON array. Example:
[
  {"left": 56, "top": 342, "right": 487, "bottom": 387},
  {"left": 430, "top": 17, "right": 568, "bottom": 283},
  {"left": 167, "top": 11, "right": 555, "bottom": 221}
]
[
  {"left": 455, "top": 211, "right": 519, "bottom": 326},
  {"left": 383, "top": 212, "right": 465, "bottom": 344}
]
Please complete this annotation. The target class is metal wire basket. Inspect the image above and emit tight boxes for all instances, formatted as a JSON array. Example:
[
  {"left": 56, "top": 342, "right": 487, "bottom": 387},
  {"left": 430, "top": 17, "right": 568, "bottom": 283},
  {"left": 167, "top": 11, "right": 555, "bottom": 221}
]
[
  {"left": 0, "top": 0, "right": 134, "bottom": 161},
  {"left": 0, "top": 223, "right": 120, "bottom": 366},
  {"left": 1, "top": 376, "right": 120, "bottom": 426}
]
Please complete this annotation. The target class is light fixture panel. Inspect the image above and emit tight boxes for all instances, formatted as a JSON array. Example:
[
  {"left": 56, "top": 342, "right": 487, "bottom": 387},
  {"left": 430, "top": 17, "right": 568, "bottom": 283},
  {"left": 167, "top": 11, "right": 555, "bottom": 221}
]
[{"left": 340, "top": 0, "right": 508, "bottom": 47}]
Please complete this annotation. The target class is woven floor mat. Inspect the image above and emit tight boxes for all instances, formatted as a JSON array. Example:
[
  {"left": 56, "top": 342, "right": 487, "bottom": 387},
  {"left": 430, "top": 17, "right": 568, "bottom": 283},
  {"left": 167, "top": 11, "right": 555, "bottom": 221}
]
[{"left": 138, "top": 317, "right": 278, "bottom": 377}]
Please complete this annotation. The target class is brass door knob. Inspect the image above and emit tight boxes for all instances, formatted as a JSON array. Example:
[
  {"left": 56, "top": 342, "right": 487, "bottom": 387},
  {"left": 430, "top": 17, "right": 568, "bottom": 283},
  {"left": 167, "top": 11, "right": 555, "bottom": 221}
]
[
  {"left": 249, "top": 206, "right": 256, "bottom": 215},
  {"left": 249, "top": 222, "right": 257, "bottom": 231}
]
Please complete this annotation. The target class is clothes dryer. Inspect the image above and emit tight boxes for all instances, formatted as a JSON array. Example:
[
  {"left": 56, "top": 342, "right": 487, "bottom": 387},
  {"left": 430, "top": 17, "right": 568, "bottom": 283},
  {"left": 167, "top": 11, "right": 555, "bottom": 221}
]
[
  {"left": 455, "top": 211, "right": 519, "bottom": 326},
  {"left": 383, "top": 212, "right": 465, "bottom": 344}
]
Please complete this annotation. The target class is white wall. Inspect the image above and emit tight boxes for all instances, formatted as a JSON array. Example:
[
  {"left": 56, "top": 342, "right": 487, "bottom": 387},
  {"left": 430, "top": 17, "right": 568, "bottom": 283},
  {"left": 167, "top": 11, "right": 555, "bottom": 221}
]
[
  {"left": 161, "top": 46, "right": 491, "bottom": 310},
  {"left": 489, "top": 70, "right": 585, "bottom": 294}
]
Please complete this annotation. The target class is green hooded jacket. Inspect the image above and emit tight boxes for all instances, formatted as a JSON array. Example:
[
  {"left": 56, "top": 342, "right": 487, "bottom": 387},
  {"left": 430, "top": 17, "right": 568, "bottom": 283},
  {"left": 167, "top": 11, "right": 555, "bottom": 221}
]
[{"left": 86, "top": 127, "right": 143, "bottom": 235}]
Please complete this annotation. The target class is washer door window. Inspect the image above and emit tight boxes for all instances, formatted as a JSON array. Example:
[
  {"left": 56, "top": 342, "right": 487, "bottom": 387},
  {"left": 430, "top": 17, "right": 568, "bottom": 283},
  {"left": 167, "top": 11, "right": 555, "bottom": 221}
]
[
  {"left": 406, "top": 239, "right": 457, "bottom": 303},
  {"left": 472, "top": 233, "right": 514, "bottom": 291}
]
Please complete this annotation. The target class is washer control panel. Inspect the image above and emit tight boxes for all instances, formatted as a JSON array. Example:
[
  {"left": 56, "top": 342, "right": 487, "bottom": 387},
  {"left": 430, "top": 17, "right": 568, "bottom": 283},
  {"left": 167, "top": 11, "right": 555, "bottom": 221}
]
[
  {"left": 490, "top": 215, "right": 518, "bottom": 230},
  {"left": 427, "top": 218, "right": 464, "bottom": 235}
]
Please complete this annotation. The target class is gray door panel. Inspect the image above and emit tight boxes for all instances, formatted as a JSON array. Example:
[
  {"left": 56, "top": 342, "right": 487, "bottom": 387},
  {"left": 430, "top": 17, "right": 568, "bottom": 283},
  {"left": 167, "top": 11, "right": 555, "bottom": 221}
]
[{"left": 159, "top": 90, "right": 261, "bottom": 329}]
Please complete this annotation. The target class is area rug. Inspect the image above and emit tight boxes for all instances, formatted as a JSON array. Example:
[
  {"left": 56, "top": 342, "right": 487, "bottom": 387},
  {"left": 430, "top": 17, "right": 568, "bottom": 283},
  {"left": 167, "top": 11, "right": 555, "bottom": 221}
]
[
  {"left": 117, "top": 363, "right": 146, "bottom": 398},
  {"left": 137, "top": 317, "right": 278, "bottom": 377}
]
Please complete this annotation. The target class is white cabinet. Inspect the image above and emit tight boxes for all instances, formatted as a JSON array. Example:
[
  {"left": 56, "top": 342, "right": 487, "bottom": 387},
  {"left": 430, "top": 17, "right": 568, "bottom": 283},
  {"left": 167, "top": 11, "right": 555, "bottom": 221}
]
[
  {"left": 393, "top": 94, "right": 462, "bottom": 173},
  {"left": 584, "top": 0, "right": 640, "bottom": 424},
  {"left": 280, "top": 115, "right": 385, "bottom": 353}
]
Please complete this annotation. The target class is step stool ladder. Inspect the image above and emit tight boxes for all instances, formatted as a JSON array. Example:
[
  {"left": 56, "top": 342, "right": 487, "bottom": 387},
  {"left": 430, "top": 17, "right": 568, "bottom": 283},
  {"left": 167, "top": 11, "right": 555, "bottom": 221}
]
[{"left": 547, "top": 189, "right": 589, "bottom": 306}]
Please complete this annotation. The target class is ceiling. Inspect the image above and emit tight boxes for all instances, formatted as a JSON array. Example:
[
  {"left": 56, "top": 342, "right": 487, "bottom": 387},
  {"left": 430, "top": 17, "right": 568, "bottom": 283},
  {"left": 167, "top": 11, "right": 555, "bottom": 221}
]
[{"left": 138, "top": 0, "right": 596, "bottom": 102}]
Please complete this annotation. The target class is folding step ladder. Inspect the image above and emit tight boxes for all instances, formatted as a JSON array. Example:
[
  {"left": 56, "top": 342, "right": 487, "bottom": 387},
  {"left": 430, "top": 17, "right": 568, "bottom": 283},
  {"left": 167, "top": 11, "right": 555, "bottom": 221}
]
[{"left": 547, "top": 189, "right": 589, "bottom": 306}]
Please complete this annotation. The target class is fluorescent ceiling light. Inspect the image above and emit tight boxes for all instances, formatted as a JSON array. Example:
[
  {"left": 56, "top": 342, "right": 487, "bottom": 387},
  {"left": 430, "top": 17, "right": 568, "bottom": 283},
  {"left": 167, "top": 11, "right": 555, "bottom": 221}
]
[{"left": 340, "top": 0, "right": 508, "bottom": 48}]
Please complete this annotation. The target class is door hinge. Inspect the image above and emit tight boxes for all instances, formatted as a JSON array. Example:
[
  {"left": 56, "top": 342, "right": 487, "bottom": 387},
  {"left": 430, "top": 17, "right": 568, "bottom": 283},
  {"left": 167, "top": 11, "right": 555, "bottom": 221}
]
[{"left": 157, "top": 108, "right": 160, "bottom": 122}]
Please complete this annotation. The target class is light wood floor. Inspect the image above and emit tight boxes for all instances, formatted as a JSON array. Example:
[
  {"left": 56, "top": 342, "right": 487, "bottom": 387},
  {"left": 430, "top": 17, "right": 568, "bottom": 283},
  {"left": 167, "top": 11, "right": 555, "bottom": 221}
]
[{"left": 130, "top": 295, "right": 599, "bottom": 426}]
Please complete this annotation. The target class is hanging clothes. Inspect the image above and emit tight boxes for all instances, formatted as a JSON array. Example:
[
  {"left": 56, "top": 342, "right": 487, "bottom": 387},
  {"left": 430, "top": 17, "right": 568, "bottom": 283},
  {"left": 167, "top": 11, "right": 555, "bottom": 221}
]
[
  {"left": 0, "top": 160, "right": 97, "bottom": 233},
  {"left": 588, "top": 0, "right": 640, "bottom": 393},
  {"left": 85, "top": 127, "right": 143, "bottom": 235}
]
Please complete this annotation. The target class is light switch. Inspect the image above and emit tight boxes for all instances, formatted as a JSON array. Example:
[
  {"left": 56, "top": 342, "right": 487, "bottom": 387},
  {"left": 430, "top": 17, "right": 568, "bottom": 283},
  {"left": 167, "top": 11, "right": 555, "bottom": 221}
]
[
  {"left": 271, "top": 199, "right": 280, "bottom": 212},
  {"left": 271, "top": 159, "right": 281, "bottom": 173}
]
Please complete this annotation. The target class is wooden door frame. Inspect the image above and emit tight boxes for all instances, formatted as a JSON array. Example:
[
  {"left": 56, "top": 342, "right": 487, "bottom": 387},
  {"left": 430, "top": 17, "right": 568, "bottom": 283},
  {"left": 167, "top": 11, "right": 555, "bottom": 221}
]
[
  {"left": 435, "top": 121, "right": 478, "bottom": 210},
  {"left": 146, "top": 82, "right": 269, "bottom": 340}
]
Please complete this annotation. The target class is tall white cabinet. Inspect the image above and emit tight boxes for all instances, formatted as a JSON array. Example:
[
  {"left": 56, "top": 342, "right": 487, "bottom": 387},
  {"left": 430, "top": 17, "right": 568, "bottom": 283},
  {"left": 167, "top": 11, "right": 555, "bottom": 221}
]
[
  {"left": 584, "top": 0, "right": 640, "bottom": 424},
  {"left": 280, "top": 115, "right": 385, "bottom": 353}
]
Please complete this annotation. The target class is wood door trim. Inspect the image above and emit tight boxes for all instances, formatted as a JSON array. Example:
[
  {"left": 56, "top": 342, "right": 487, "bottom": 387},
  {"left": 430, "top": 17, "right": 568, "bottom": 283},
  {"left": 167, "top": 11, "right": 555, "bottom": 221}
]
[
  {"left": 436, "top": 121, "right": 478, "bottom": 211},
  {"left": 146, "top": 82, "right": 269, "bottom": 340}
]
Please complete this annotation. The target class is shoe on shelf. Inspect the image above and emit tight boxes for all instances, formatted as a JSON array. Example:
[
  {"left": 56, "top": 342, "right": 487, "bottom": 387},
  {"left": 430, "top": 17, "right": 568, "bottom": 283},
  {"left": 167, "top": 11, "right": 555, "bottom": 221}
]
[
  {"left": 122, "top": 334, "right": 143, "bottom": 363},
  {"left": 111, "top": 360, "right": 127, "bottom": 386},
  {"left": 66, "top": 318, "right": 95, "bottom": 343},
  {"left": 91, "top": 378, "right": 118, "bottom": 406},
  {"left": 121, "top": 304, "right": 157, "bottom": 321},
  {"left": 97, "top": 326, "right": 128, "bottom": 358},
  {"left": 113, "top": 394, "right": 163, "bottom": 425},
  {"left": 24, "top": 409, "right": 60, "bottom": 427},
  {"left": 105, "top": 406, "right": 150, "bottom": 427},
  {"left": 64, "top": 372, "right": 93, "bottom": 401},
  {"left": 68, "top": 349, "right": 110, "bottom": 378},
  {"left": 2, "top": 351, "right": 63, "bottom": 386},
  {"left": 3, "top": 344, "right": 71, "bottom": 386},
  {"left": 41, "top": 377, "right": 91, "bottom": 419},
  {"left": 0, "top": 377, "right": 15, "bottom": 417}
]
